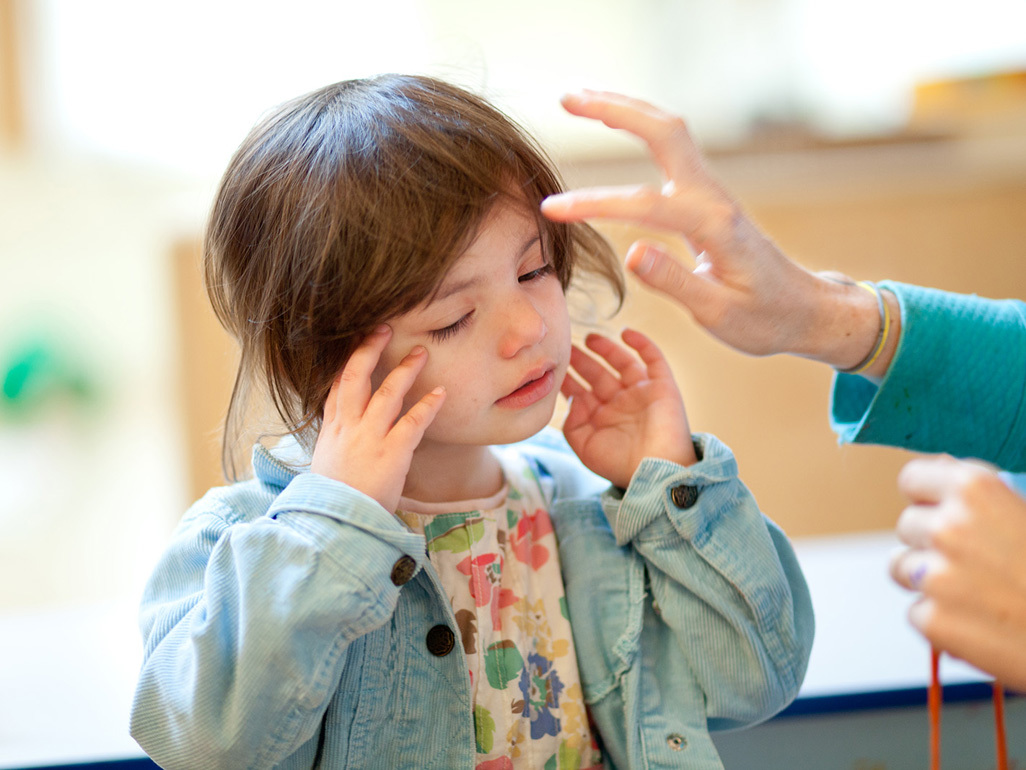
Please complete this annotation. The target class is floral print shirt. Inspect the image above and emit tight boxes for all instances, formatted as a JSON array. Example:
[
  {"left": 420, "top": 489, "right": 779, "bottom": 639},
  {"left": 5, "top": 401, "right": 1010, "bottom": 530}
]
[{"left": 396, "top": 447, "right": 602, "bottom": 770}]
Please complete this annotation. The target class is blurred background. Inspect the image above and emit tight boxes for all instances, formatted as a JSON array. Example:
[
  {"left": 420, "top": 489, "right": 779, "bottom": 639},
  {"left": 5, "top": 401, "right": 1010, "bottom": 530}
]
[
  {"left": 3, "top": 1, "right": 1026, "bottom": 767},
  {"left": 1, "top": 0, "right": 1025, "bottom": 611}
]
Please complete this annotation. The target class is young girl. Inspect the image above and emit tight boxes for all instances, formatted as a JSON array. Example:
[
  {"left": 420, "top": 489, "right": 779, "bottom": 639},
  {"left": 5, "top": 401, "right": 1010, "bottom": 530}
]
[{"left": 130, "top": 74, "right": 813, "bottom": 770}]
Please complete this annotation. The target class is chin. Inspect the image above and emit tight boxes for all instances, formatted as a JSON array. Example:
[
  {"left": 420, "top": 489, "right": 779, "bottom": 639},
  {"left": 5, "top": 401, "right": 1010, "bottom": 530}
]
[
  {"left": 500, "top": 400, "right": 558, "bottom": 444},
  {"left": 427, "top": 394, "right": 559, "bottom": 448},
  {"left": 479, "top": 399, "right": 558, "bottom": 447}
]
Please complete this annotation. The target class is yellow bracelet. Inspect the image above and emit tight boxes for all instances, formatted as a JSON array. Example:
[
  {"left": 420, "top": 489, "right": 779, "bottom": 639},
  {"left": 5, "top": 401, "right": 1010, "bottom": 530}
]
[{"left": 837, "top": 281, "right": 890, "bottom": 375}]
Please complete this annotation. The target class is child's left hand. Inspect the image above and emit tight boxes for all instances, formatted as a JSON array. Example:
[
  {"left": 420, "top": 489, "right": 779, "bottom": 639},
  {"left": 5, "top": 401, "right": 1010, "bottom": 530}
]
[{"left": 561, "top": 328, "right": 696, "bottom": 489}]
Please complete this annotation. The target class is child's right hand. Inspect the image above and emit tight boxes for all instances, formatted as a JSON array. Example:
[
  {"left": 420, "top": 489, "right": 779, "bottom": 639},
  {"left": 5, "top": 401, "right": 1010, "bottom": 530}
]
[{"left": 310, "top": 325, "right": 446, "bottom": 513}]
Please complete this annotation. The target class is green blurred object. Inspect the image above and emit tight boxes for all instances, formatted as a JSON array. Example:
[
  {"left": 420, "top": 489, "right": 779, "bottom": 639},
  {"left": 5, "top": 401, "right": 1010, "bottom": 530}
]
[{"left": 1, "top": 335, "right": 99, "bottom": 420}]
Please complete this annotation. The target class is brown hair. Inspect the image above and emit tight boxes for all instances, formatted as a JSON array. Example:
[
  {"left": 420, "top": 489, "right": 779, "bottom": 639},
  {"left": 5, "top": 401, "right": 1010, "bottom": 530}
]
[{"left": 204, "top": 74, "right": 623, "bottom": 478}]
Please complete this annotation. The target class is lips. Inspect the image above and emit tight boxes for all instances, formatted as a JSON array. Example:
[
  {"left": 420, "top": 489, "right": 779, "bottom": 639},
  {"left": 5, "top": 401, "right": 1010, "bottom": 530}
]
[{"left": 495, "top": 367, "right": 556, "bottom": 409}]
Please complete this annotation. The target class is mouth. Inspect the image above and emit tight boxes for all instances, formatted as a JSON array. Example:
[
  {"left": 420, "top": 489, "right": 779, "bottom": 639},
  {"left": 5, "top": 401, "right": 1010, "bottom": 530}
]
[{"left": 495, "top": 366, "right": 556, "bottom": 409}]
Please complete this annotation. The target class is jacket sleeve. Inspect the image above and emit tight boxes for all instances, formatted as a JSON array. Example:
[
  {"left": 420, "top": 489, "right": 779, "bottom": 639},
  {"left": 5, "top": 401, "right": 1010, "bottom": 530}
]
[
  {"left": 831, "top": 281, "right": 1026, "bottom": 471},
  {"left": 602, "top": 433, "right": 814, "bottom": 731},
  {"left": 130, "top": 473, "right": 424, "bottom": 769}
]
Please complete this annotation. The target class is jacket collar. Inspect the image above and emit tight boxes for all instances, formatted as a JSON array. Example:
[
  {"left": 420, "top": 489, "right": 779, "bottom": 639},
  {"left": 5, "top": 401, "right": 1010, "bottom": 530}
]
[{"left": 251, "top": 436, "right": 311, "bottom": 492}]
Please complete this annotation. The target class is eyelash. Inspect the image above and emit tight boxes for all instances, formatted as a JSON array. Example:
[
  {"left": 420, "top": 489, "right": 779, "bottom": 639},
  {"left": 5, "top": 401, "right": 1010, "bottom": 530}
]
[
  {"left": 519, "top": 263, "right": 555, "bottom": 283},
  {"left": 429, "top": 312, "right": 473, "bottom": 342},
  {"left": 428, "top": 262, "right": 555, "bottom": 342}
]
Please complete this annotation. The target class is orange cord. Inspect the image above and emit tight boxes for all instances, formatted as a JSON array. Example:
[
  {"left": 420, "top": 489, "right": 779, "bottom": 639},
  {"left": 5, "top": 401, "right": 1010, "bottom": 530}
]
[
  {"left": 994, "top": 681, "right": 1008, "bottom": 770},
  {"left": 929, "top": 647, "right": 941, "bottom": 770},
  {"left": 930, "top": 649, "right": 1009, "bottom": 770}
]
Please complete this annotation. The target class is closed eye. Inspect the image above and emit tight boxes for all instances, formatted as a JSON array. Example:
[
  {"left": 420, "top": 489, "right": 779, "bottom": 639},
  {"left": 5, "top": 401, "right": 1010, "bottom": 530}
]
[
  {"left": 429, "top": 312, "right": 473, "bottom": 342},
  {"left": 519, "top": 263, "right": 555, "bottom": 283}
]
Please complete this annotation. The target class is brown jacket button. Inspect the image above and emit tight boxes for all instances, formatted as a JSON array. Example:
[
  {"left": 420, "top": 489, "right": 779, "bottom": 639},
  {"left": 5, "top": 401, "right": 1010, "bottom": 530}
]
[
  {"left": 426, "top": 625, "right": 456, "bottom": 656},
  {"left": 670, "top": 484, "right": 699, "bottom": 509},
  {"left": 390, "top": 555, "right": 417, "bottom": 586}
]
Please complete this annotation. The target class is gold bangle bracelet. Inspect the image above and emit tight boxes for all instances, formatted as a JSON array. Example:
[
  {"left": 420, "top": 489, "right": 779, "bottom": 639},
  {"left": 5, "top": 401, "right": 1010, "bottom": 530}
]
[{"left": 836, "top": 281, "right": 890, "bottom": 375}]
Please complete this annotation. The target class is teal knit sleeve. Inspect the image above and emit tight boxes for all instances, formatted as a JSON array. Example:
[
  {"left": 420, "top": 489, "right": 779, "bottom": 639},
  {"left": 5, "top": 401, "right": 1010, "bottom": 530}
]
[{"left": 830, "top": 281, "right": 1026, "bottom": 472}]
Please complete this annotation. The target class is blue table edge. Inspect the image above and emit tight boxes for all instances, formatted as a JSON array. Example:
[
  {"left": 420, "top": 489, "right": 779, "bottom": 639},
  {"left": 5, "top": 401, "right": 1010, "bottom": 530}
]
[
  {"left": 777, "top": 679, "right": 1014, "bottom": 718},
  {"left": 16, "top": 684, "right": 1018, "bottom": 769}
]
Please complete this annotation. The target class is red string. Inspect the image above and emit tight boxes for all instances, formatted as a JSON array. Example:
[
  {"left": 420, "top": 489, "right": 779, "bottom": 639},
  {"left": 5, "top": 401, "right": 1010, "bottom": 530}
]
[
  {"left": 929, "top": 647, "right": 941, "bottom": 770},
  {"left": 929, "top": 649, "right": 1009, "bottom": 770},
  {"left": 994, "top": 681, "right": 1008, "bottom": 770}
]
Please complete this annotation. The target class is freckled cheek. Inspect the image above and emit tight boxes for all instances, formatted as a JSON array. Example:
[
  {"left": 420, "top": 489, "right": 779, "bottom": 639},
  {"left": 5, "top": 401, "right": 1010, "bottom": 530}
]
[
  {"left": 369, "top": 347, "right": 423, "bottom": 400},
  {"left": 401, "top": 354, "right": 452, "bottom": 404},
  {"left": 413, "top": 355, "right": 489, "bottom": 413},
  {"left": 549, "top": 296, "right": 573, "bottom": 358}
]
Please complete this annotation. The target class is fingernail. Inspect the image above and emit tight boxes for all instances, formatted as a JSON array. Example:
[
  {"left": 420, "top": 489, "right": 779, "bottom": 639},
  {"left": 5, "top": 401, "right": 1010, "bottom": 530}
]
[
  {"left": 541, "top": 194, "right": 567, "bottom": 211},
  {"left": 374, "top": 324, "right": 391, "bottom": 335},
  {"left": 631, "top": 246, "right": 658, "bottom": 277},
  {"left": 409, "top": 345, "right": 426, "bottom": 357},
  {"left": 637, "top": 251, "right": 655, "bottom": 276},
  {"left": 430, "top": 386, "right": 445, "bottom": 396},
  {"left": 909, "top": 562, "right": 928, "bottom": 591}
]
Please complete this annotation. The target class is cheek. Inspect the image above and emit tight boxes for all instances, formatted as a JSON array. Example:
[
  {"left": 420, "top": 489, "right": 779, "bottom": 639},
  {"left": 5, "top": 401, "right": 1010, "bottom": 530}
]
[
  {"left": 369, "top": 341, "right": 422, "bottom": 396},
  {"left": 406, "top": 355, "right": 440, "bottom": 401},
  {"left": 417, "top": 348, "right": 490, "bottom": 413},
  {"left": 404, "top": 347, "right": 463, "bottom": 405},
  {"left": 548, "top": 290, "right": 572, "bottom": 352},
  {"left": 369, "top": 351, "right": 398, "bottom": 393}
]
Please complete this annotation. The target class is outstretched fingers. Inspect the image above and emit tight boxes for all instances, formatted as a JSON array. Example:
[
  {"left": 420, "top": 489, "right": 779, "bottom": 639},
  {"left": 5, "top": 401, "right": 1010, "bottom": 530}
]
[
  {"left": 565, "top": 330, "right": 675, "bottom": 403},
  {"left": 582, "top": 333, "right": 647, "bottom": 387},
  {"left": 619, "top": 327, "right": 676, "bottom": 382},
  {"left": 562, "top": 342, "right": 623, "bottom": 404},
  {"left": 542, "top": 183, "right": 681, "bottom": 227},
  {"left": 556, "top": 90, "right": 705, "bottom": 182},
  {"left": 625, "top": 241, "right": 697, "bottom": 303}
]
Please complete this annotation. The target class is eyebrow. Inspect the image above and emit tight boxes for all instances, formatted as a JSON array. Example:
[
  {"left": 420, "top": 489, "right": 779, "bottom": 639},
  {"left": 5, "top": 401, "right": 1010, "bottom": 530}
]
[{"left": 432, "top": 234, "right": 541, "bottom": 303}]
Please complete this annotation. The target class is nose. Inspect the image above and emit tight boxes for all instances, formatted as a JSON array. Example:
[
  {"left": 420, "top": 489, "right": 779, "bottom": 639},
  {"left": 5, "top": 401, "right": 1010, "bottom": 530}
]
[{"left": 498, "top": 293, "right": 547, "bottom": 359}]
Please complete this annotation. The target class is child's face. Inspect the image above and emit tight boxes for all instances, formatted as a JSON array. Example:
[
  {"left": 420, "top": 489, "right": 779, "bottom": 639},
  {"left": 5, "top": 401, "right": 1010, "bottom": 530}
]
[{"left": 373, "top": 200, "right": 571, "bottom": 450}]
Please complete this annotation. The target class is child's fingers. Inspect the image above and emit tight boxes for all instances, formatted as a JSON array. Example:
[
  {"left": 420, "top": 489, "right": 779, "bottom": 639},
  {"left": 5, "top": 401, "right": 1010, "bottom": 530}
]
[
  {"left": 364, "top": 346, "right": 428, "bottom": 428},
  {"left": 560, "top": 368, "right": 594, "bottom": 405},
  {"left": 568, "top": 344, "right": 622, "bottom": 402},
  {"left": 560, "top": 372, "right": 596, "bottom": 432},
  {"left": 583, "top": 333, "right": 646, "bottom": 387},
  {"left": 339, "top": 324, "right": 392, "bottom": 421},
  {"left": 322, "top": 372, "right": 343, "bottom": 425},
  {"left": 620, "top": 328, "right": 676, "bottom": 382},
  {"left": 389, "top": 386, "right": 447, "bottom": 449}
]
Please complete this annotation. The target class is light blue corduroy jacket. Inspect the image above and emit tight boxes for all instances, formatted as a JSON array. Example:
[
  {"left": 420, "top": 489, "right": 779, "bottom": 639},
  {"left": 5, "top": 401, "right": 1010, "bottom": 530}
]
[{"left": 131, "top": 429, "right": 814, "bottom": 769}]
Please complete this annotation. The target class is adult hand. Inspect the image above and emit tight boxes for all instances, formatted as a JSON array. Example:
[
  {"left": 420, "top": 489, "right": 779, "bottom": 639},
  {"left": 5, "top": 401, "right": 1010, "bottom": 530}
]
[
  {"left": 561, "top": 328, "right": 696, "bottom": 489},
  {"left": 311, "top": 324, "right": 446, "bottom": 513},
  {"left": 890, "top": 456, "right": 1026, "bottom": 691},
  {"left": 542, "top": 90, "right": 883, "bottom": 371}
]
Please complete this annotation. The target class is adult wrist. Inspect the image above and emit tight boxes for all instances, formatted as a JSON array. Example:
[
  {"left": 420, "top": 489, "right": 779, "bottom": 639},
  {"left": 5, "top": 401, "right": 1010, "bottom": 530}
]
[
  {"left": 796, "top": 272, "right": 880, "bottom": 368},
  {"left": 805, "top": 274, "right": 901, "bottom": 380},
  {"left": 835, "top": 281, "right": 890, "bottom": 375}
]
